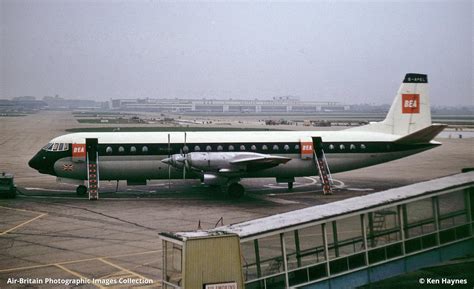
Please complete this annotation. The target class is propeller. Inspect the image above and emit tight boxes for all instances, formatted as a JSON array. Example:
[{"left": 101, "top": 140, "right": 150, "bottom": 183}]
[
  {"left": 161, "top": 132, "right": 189, "bottom": 180},
  {"left": 182, "top": 132, "right": 188, "bottom": 179},
  {"left": 167, "top": 133, "right": 171, "bottom": 189}
]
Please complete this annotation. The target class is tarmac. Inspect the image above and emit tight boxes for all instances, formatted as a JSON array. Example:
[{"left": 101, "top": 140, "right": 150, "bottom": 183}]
[{"left": 0, "top": 111, "right": 473, "bottom": 288}]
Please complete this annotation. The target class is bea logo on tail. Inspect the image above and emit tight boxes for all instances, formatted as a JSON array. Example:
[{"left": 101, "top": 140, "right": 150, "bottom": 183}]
[{"left": 402, "top": 94, "right": 420, "bottom": 114}]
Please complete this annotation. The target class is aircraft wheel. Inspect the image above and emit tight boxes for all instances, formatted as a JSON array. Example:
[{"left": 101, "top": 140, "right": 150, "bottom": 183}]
[
  {"left": 228, "top": 183, "right": 245, "bottom": 199},
  {"left": 76, "top": 185, "right": 87, "bottom": 196},
  {"left": 288, "top": 182, "right": 294, "bottom": 190}
]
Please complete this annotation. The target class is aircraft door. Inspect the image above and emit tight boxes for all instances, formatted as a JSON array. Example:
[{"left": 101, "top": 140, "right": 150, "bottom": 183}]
[{"left": 300, "top": 137, "right": 313, "bottom": 159}]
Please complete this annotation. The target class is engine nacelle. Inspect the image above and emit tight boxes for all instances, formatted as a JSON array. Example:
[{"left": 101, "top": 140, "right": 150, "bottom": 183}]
[
  {"left": 162, "top": 151, "right": 289, "bottom": 174},
  {"left": 187, "top": 152, "right": 240, "bottom": 172},
  {"left": 201, "top": 173, "right": 226, "bottom": 185}
]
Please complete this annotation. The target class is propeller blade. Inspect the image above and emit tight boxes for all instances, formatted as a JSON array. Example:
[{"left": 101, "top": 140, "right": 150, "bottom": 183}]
[
  {"left": 182, "top": 132, "right": 187, "bottom": 179},
  {"left": 168, "top": 133, "right": 171, "bottom": 189}
]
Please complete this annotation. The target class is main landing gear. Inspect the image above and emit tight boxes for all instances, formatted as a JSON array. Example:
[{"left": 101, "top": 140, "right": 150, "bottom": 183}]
[
  {"left": 76, "top": 185, "right": 87, "bottom": 196},
  {"left": 227, "top": 182, "right": 245, "bottom": 199},
  {"left": 288, "top": 182, "right": 294, "bottom": 190}
]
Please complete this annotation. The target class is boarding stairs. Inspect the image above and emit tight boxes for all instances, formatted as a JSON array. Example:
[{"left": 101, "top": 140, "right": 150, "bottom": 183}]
[
  {"left": 86, "top": 138, "right": 99, "bottom": 200},
  {"left": 312, "top": 137, "right": 333, "bottom": 195}
]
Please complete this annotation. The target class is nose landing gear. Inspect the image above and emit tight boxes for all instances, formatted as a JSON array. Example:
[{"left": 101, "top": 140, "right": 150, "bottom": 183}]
[{"left": 76, "top": 185, "right": 87, "bottom": 196}]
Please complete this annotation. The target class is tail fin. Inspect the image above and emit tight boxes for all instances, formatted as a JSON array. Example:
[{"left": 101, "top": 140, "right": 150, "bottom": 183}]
[{"left": 349, "top": 73, "right": 432, "bottom": 136}]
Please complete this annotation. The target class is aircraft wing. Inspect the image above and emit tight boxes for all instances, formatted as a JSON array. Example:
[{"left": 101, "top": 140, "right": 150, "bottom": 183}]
[
  {"left": 229, "top": 155, "right": 291, "bottom": 172},
  {"left": 230, "top": 155, "right": 290, "bottom": 165}
]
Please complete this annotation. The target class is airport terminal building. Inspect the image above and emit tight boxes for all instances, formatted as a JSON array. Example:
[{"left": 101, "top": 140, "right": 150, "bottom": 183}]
[{"left": 110, "top": 96, "right": 349, "bottom": 113}]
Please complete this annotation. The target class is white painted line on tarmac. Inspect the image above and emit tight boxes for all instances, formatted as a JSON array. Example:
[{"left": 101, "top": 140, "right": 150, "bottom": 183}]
[
  {"left": 346, "top": 188, "right": 374, "bottom": 191},
  {"left": 24, "top": 187, "right": 75, "bottom": 192},
  {"left": 247, "top": 193, "right": 300, "bottom": 204}
]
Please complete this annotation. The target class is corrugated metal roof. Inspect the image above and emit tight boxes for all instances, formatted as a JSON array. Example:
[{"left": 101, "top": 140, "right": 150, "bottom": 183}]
[{"left": 162, "top": 172, "right": 474, "bottom": 241}]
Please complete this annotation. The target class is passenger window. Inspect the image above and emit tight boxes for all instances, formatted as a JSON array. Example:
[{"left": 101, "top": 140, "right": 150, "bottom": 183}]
[
  {"left": 130, "top": 146, "right": 137, "bottom": 153},
  {"left": 262, "top": 145, "right": 268, "bottom": 151},
  {"left": 106, "top": 146, "right": 113, "bottom": 154},
  {"left": 118, "top": 146, "right": 125, "bottom": 153},
  {"left": 284, "top": 145, "right": 290, "bottom": 151},
  {"left": 228, "top": 145, "right": 234, "bottom": 151},
  {"left": 340, "top": 144, "right": 345, "bottom": 150},
  {"left": 240, "top": 145, "right": 246, "bottom": 151},
  {"left": 182, "top": 146, "right": 189, "bottom": 153},
  {"left": 142, "top": 146, "right": 149, "bottom": 153},
  {"left": 251, "top": 145, "right": 257, "bottom": 151},
  {"left": 217, "top": 145, "right": 223, "bottom": 151},
  {"left": 294, "top": 144, "right": 300, "bottom": 150},
  {"left": 206, "top": 145, "right": 212, "bottom": 151},
  {"left": 361, "top": 144, "right": 366, "bottom": 150},
  {"left": 194, "top": 145, "right": 200, "bottom": 151},
  {"left": 329, "top": 144, "right": 335, "bottom": 150},
  {"left": 272, "top": 145, "right": 279, "bottom": 151},
  {"left": 350, "top": 144, "right": 356, "bottom": 150}
]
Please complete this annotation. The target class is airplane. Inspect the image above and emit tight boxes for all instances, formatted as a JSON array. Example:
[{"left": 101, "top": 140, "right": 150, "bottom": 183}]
[{"left": 28, "top": 73, "right": 446, "bottom": 198}]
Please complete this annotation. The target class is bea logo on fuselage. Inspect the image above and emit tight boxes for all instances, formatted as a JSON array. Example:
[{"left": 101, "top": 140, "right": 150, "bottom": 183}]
[
  {"left": 302, "top": 145, "right": 313, "bottom": 151},
  {"left": 73, "top": 147, "right": 85, "bottom": 153},
  {"left": 72, "top": 144, "right": 86, "bottom": 157},
  {"left": 402, "top": 94, "right": 420, "bottom": 114}
]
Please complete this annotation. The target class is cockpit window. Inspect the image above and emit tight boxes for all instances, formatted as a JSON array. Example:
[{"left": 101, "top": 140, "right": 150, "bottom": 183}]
[{"left": 42, "top": 143, "right": 69, "bottom": 152}]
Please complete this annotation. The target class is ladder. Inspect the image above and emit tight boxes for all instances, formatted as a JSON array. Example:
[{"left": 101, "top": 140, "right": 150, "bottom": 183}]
[
  {"left": 86, "top": 138, "right": 99, "bottom": 200},
  {"left": 87, "top": 153, "right": 99, "bottom": 200},
  {"left": 312, "top": 137, "right": 333, "bottom": 195},
  {"left": 368, "top": 210, "right": 395, "bottom": 247}
]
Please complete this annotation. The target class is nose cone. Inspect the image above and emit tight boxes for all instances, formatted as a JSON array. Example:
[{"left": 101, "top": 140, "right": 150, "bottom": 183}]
[
  {"left": 28, "top": 150, "right": 55, "bottom": 175},
  {"left": 162, "top": 155, "right": 185, "bottom": 168},
  {"left": 28, "top": 154, "right": 41, "bottom": 171}
]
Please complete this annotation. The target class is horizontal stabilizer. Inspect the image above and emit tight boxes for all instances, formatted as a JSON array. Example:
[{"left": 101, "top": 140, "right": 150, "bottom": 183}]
[{"left": 395, "top": 124, "right": 447, "bottom": 144}]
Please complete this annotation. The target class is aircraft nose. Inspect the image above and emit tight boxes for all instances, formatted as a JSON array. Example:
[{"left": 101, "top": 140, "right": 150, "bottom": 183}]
[
  {"left": 28, "top": 154, "right": 42, "bottom": 171},
  {"left": 28, "top": 154, "right": 41, "bottom": 171}
]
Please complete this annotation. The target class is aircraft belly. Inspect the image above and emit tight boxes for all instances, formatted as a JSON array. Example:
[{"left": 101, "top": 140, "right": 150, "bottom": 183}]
[
  {"left": 54, "top": 156, "right": 174, "bottom": 181},
  {"left": 325, "top": 149, "right": 428, "bottom": 173}
]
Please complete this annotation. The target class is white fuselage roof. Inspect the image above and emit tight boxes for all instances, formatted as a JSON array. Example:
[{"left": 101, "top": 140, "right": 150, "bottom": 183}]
[{"left": 50, "top": 130, "right": 399, "bottom": 144}]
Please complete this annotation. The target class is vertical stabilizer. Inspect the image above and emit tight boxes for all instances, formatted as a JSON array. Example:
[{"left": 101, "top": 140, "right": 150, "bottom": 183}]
[{"left": 349, "top": 73, "right": 431, "bottom": 136}]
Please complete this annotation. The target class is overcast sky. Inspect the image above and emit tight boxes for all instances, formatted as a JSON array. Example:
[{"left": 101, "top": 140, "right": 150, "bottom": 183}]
[{"left": 1, "top": 0, "right": 472, "bottom": 106}]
